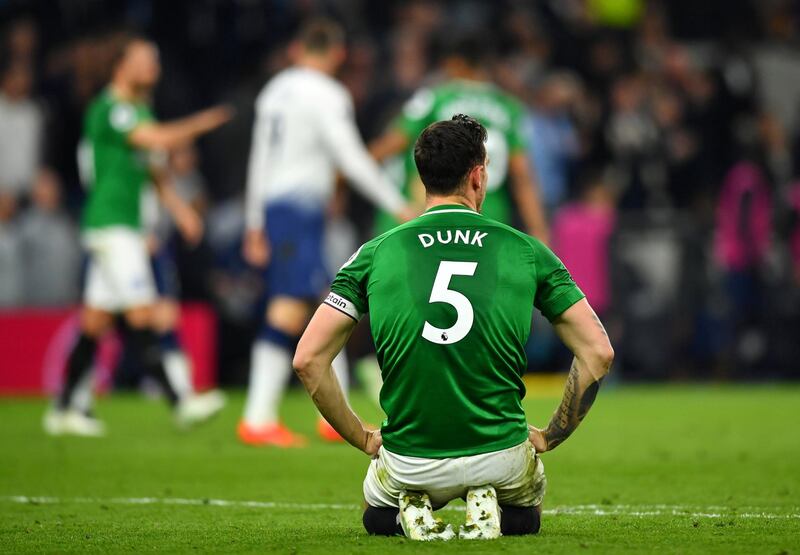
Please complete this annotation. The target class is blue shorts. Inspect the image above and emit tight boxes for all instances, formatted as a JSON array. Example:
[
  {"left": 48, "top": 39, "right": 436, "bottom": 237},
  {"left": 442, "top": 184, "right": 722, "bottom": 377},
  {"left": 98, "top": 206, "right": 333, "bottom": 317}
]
[
  {"left": 264, "top": 201, "right": 329, "bottom": 300},
  {"left": 151, "top": 243, "right": 180, "bottom": 299}
]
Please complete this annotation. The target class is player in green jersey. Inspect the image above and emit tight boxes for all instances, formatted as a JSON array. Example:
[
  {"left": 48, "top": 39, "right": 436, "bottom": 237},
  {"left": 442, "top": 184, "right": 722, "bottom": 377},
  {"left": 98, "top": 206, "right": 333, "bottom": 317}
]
[
  {"left": 44, "top": 34, "right": 231, "bottom": 436},
  {"left": 293, "top": 115, "right": 613, "bottom": 540},
  {"left": 370, "top": 36, "right": 549, "bottom": 243}
]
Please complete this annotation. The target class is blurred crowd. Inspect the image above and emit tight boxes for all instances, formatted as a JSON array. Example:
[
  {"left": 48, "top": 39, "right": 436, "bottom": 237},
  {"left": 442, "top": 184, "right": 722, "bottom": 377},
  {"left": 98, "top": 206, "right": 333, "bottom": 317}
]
[{"left": 1, "top": 0, "right": 800, "bottom": 379}]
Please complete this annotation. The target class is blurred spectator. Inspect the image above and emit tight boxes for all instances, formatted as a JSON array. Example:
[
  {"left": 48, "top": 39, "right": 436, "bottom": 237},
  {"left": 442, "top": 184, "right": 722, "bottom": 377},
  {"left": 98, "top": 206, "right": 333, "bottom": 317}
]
[
  {"left": 18, "top": 169, "right": 81, "bottom": 306},
  {"left": 5, "top": 17, "right": 39, "bottom": 67},
  {"left": 0, "top": 192, "right": 23, "bottom": 306},
  {"left": 552, "top": 173, "right": 617, "bottom": 316},
  {"left": 0, "top": 1, "right": 798, "bottom": 378},
  {"left": 605, "top": 73, "right": 664, "bottom": 211},
  {"left": 170, "top": 143, "right": 206, "bottom": 209},
  {"left": 714, "top": 162, "right": 773, "bottom": 371},
  {"left": 790, "top": 182, "right": 800, "bottom": 286},
  {"left": 525, "top": 72, "right": 582, "bottom": 211},
  {"left": 714, "top": 162, "right": 772, "bottom": 281},
  {"left": 0, "top": 60, "right": 43, "bottom": 197}
]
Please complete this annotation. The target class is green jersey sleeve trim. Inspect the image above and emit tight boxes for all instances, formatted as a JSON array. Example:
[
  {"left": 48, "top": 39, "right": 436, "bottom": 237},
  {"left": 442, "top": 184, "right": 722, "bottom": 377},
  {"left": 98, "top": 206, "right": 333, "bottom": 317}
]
[
  {"left": 529, "top": 235, "right": 586, "bottom": 321},
  {"left": 539, "top": 287, "right": 585, "bottom": 321}
]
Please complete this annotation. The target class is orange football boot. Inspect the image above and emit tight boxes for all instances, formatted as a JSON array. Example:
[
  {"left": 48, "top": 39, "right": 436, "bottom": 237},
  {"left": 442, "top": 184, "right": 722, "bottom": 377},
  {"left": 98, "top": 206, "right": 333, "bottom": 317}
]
[
  {"left": 237, "top": 421, "right": 307, "bottom": 447},
  {"left": 317, "top": 418, "right": 345, "bottom": 442}
]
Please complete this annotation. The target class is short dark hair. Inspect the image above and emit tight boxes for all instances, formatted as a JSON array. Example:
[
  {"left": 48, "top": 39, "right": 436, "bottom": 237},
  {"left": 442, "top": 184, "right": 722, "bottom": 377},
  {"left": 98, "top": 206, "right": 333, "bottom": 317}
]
[
  {"left": 414, "top": 114, "right": 487, "bottom": 196},
  {"left": 108, "top": 31, "right": 150, "bottom": 71},
  {"left": 444, "top": 33, "right": 491, "bottom": 68},
  {"left": 296, "top": 18, "right": 344, "bottom": 53}
]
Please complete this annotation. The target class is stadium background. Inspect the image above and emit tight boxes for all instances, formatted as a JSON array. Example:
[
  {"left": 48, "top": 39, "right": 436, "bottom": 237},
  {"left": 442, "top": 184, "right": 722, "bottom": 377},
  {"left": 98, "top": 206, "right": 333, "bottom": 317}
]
[
  {"left": 0, "top": 2, "right": 799, "bottom": 553},
  {"left": 2, "top": 0, "right": 800, "bottom": 389}
]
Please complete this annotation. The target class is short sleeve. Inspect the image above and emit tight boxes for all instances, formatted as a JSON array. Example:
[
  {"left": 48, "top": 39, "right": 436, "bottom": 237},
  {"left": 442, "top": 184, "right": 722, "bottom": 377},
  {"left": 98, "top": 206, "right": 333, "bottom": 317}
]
[
  {"left": 531, "top": 238, "right": 585, "bottom": 321},
  {"left": 394, "top": 87, "right": 436, "bottom": 143},
  {"left": 326, "top": 241, "right": 375, "bottom": 321},
  {"left": 106, "top": 101, "right": 154, "bottom": 142}
]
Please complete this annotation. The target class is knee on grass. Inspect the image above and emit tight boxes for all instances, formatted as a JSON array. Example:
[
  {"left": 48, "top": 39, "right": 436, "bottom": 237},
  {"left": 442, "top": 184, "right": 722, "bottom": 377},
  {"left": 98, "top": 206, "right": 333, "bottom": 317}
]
[
  {"left": 363, "top": 506, "right": 403, "bottom": 536},
  {"left": 500, "top": 504, "right": 541, "bottom": 535}
]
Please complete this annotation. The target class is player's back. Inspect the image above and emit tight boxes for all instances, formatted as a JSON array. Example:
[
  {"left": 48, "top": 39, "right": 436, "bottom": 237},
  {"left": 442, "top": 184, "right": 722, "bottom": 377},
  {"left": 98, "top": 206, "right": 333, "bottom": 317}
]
[
  {"left": 392, "top": 81, "right": 527, "bottom": 226},
  {"left": 330, "top": 204, "right": 583, "bottom": 458},
  {"left": 253, "top": 66, "right": 348, "bottom": 202}
]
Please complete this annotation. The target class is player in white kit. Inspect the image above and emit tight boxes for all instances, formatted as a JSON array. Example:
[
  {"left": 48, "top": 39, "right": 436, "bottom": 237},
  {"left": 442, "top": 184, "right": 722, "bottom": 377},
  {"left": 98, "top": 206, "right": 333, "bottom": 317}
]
[{"left": 239, "top": 19, "right": 413, "bottom": 446}]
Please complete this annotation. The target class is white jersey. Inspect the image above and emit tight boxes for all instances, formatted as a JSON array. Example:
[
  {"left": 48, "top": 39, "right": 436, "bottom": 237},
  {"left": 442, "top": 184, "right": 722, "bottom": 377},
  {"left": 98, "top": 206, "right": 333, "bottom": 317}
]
[{"left": 245, "top": 66, "right": 405, "bottom": 229}]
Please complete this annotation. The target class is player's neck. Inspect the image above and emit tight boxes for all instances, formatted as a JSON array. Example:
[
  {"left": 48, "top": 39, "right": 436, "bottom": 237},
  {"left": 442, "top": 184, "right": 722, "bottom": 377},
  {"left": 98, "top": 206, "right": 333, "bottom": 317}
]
[
  {"left": 109, "top": 80, "right": 141, "bottom": 102},
  {"left": 448, "top": 67, "right": 488, "bottom": 83},
  {"left": 296, "top": 56, "right": 335, "bottom": 76},
  {"left": 426, "top": 195, "right": 477, "bottom": 212}
]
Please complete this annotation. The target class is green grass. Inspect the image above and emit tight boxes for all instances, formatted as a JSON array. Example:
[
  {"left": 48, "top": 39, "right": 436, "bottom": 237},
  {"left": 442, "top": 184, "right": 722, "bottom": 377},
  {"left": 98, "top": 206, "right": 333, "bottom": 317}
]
[{"left": 0, "top": 385, "right": 798, "bottom": 553}]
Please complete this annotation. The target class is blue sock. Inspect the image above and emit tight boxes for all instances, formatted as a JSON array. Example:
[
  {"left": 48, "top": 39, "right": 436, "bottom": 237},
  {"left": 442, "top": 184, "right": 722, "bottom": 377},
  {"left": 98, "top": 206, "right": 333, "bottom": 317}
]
[
  {"left": 258, "top": 325, "right": 299, "bottom": 350},
  {"left": 159, "top": 330, "right": 182, "bottom": 353}
]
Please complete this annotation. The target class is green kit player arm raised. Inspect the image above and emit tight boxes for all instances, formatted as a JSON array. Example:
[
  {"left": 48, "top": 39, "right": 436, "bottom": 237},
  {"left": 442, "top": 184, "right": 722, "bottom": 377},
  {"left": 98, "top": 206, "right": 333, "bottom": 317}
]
[{"left": 128, "top": 105, "right": 233, "bottom": 151}]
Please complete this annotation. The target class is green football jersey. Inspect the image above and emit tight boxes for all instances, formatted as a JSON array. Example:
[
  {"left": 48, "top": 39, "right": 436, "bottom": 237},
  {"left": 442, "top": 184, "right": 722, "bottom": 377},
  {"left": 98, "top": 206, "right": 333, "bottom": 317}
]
[
  {"left": 79, "top": 89, "right": 155, "bottom": 230},
  {"left": 328, "top": 204, "right": 584, "bottom": 458},
  {"left": 374, "top": 80, "right": 528, "bottom": 235}
]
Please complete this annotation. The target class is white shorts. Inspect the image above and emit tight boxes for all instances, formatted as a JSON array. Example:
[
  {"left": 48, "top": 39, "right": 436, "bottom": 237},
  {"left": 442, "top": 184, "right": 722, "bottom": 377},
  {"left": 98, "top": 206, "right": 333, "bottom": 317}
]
[
  {"left": 82, "top": 227, "right": 156, "bottom": 312},
  {"left": 363, "top": 440, "right": 546, "bottom": 509}
]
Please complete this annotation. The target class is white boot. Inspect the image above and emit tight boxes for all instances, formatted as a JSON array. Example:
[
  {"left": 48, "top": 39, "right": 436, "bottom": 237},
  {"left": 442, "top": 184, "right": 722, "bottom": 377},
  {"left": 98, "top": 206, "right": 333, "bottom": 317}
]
[
  {"left": 398, "top": 491, "right": 455, "bottom": 541},
  {"left": 459, "top": 485, "right": 501, "bottom": 539},
  {"left": 43, "top": 408, "right": 106, "bottom": 437},
  {"left": 175, "top": 390, "right": 226, "bottom": 429}
]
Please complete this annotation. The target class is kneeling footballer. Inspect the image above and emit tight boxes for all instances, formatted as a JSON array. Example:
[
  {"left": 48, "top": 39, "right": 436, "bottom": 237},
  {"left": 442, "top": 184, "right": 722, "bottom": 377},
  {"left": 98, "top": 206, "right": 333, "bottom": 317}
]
[{"left": 294, "top": 114, "right": 614, "bottom": 540}]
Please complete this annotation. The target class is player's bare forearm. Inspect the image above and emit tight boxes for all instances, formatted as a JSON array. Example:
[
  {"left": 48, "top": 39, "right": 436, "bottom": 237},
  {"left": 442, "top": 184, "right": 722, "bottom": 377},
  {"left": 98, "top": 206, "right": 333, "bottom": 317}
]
[
  {"left": 542, "top": 358, "right": 605, "bottom": 451},
  {"left": 509, "top": 154, "right": 550, "bottom": 244},
  {"left": 304, "top": 362, "right": 373, "bottom": 452},
  {"left": 368, "top": 129, "right": 409, "bottom": 162},
  {"left": 294, "top": 304, "right": 380, "bottom": 455},
  {"left": 535, "top": 299, "right": 614, "bottom": 451},
  {"left": 129, "top": 105, "right": 233, "bottom": 150},
  {"left": 151, "top": 170, "right": 203, "bottom": 245}
]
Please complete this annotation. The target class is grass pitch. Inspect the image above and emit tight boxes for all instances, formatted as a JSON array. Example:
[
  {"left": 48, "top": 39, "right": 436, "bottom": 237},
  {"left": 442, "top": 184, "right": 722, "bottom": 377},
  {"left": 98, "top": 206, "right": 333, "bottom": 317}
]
[{"left": 0, "top": 384, "right": 798, "bottom": 553}]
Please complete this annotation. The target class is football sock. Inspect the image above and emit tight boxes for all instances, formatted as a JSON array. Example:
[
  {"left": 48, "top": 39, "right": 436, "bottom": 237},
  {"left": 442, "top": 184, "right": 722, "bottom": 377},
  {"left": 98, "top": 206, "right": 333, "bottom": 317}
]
[
  {"left": 159, "top": 330, "right": 181, "bottom": 352},
  {"left": 127, "top": 328, "right": 180, "bottom": 406},
  {"left": 162, "top": 346, "right": 194, "bottom": 399},
  {"left": 242, "top": 327, "right": 297, "bottom": 427},
  {"left": 57, "top": 334, "right": 97, "bottom": 410},
  {"left": 70, "top": 367, "right": 95, "bottom": 415},
  {"left": 499, "top": 505, "right": 540, "bottom": 535},
  {"left": 362, "top": 506, "right": 403, "bottom": 536}
]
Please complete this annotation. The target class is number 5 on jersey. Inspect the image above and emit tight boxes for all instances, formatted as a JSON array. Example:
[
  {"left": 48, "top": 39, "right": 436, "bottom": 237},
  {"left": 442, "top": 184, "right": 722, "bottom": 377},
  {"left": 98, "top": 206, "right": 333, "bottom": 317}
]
[{"left": 422, "top": 261, "right": 478, "bottom": 345}]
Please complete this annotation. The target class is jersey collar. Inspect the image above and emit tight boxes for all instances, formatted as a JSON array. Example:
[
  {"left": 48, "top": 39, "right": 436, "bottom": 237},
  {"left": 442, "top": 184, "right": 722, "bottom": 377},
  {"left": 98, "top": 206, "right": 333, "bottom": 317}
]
[{"left": 420, "top": 204, "right": 481, "bottom": 217}]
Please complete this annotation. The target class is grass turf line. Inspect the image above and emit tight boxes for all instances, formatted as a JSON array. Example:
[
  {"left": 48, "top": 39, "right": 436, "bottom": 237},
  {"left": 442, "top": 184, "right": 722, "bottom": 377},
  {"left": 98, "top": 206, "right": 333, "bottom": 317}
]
[{"left": 0, "top": 385, "right": 798, "bottom": 553}]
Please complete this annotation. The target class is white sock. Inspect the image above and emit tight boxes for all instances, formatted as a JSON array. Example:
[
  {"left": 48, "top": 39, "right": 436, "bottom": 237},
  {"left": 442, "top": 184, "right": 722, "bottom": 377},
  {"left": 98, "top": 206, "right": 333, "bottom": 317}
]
[
  {"left": 164, "top": 350, "right": 194, "bottom": 400},
  {"left": 242, "top": 340, "right": 292, "bottom": 427},
  {"left": 332, "top": 350, "right": 349, "bottom": 399},
  {"left": 70, "top": 367, "right": 95, "bottom": 414}
]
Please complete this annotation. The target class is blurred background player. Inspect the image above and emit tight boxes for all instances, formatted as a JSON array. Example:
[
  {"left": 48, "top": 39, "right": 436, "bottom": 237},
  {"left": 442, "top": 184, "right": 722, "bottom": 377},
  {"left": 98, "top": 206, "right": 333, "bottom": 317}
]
[
  {"left": 239, "top": 18, "right": 413, "bottom": 447},
  {"left": 370, "top": 34, "right": 549, "bottom": 242},
  {"left": 68, "top": 144, "right": 224, "bottom": 413},
  {"left": 143, "top": 144, "right": 221, "bottom": 401},
  {"left": 44, "top": 34, "right": 232, "bottom": 436}
]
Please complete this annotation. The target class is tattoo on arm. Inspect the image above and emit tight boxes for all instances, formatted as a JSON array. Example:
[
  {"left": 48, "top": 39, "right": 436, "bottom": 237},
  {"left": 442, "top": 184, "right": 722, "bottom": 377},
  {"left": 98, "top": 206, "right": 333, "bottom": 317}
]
[
  {"left": 543, "top": 360, "right": 604, "bottom": 451},
  {"left": 590, "top": 309, "right": 608, "bottom": 337}
]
